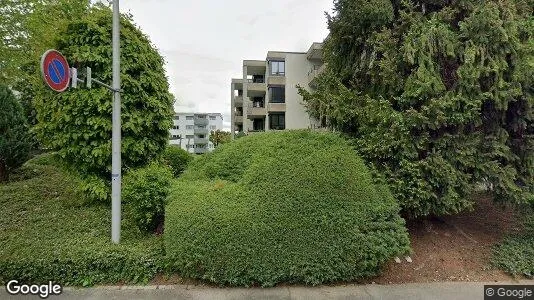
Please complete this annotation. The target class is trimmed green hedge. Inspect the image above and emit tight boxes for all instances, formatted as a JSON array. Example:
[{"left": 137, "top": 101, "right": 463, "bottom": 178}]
[
  {"left": 165, "top": 130, "right": 410, "bottom": 287},
  {"left": 123, "top": 162, "right": 173, "bottom": 233},
  {"left": 0, "top": 154, "right": 164, "bottom": 286}
]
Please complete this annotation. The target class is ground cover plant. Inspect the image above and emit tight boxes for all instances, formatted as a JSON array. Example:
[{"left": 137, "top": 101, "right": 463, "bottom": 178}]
[
  {"left": 165, "top": 130, "right": 410, "bottom": 287},
  {"left": 492, "top": 213, "right": 534, "bottom": 278}
]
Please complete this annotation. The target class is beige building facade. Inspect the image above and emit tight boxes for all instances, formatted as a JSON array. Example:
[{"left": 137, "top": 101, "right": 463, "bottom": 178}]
[{"left": 230, "top": 42, "right": 325, "bottom": 138}]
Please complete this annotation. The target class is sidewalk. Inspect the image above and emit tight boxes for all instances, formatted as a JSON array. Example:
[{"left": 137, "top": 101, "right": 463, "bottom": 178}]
[{"left": 2, "top": 280, "right": 533, "bottom": 300}]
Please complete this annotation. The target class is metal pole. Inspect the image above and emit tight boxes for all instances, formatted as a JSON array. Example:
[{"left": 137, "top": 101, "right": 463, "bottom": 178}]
[{"left": 111, "top": 0, "right": 121, "bottom": 244}]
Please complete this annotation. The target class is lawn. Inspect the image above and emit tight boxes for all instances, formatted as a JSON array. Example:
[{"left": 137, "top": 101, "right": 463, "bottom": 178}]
[{"left": 0, "top": 154, "right": 164, "bottom": 286}]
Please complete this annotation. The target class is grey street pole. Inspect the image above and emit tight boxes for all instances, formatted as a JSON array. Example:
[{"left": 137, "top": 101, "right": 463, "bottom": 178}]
[{"left": 111, "top": 0, "right": 121, "bottom": 244}]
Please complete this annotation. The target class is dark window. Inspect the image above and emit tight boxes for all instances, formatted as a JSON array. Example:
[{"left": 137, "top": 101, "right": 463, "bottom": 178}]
[
  {"left": 253, "top": 119, "right": 264, "bottom": 131},
  {"left": 173, "top": 115, "right": 179, "bottom": 120},
  {"left": 252, "top": 75, "right": 264, "bottom": 83},
  {"left": 252, "top": 97, "right": 264, "bottom": 107},
  {"left": 269, "top": 113, "right": 285, "bottom": 130},
  {"left": 186, "top": 116, "right": 194, "bottom": 120},
  {"left": 269, "top": 86, "right": 285, "bottom": 103},
  {"left": 270, "top": 61, "right": 285, "bottom": 76}
]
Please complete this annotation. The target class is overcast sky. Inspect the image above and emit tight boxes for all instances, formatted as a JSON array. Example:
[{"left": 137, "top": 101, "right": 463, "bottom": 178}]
[{"left": 118, "top": 0, "right": 333, "bottom": 130}]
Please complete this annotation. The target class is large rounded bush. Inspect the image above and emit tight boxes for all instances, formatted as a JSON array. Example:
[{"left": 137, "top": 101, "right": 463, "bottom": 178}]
[{"left": 165, "top": 130, "right": 410, "bottom": 287}]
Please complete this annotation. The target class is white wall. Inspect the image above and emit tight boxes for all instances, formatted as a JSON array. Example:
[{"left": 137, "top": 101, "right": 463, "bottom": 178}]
[{"left": 280, "top": 53, "right": 320, "bottom": 130}]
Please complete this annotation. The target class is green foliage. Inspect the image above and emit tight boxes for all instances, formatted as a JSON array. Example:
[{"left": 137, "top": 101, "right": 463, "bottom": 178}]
[
  {"left": 300, "top": 0, "right": 534, "bottom": 217},
  {"left": 0, "top": 84, "right": 32, "bottom": 181},
  {"left": 123, "top": 162, "right": 173, "bottom": 233},
  {"left": 209, "top": 130, "right": 231, "bottom": 147},
  {"left": 0, "top": 155, "right": 164, "bottom": 286},
  {"left": 492, "top": 213, "right": 534, "bottom": 278},
  {"left": 162, "top": 145, "right": 193, "bottom": 177},
  {"left": 33, "top": 4, "right": 174, "bottom": 203},
  {"left": 0, "top": 0, "right": 89, "bottom": 125},
  {"left": 165, "top": 130, "right": 410, "bottom": 287}
]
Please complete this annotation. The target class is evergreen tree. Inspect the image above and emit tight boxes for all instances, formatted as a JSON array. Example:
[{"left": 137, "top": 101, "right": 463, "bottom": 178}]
[{"left": 300, "top": 0, "right": 533, "bottom": 217}]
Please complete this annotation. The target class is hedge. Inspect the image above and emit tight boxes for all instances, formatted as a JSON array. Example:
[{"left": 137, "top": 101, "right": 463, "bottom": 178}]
[
  {"left": 0, "top": 154, "right": 164, "bottom": 286},
  {"left": 165, "top": 130, "right": 410, "bottom": 287}
]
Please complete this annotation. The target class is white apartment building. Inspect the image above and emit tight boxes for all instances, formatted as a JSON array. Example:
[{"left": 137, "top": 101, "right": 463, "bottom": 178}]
[
  {"left": 169, "top": 113, "right": 223, "bottom": 154},
  {"left": 230, "top": 42, "right": 326, "bottom": 138}
]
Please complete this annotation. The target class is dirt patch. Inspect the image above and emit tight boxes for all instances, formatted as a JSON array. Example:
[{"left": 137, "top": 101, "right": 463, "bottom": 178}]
[{"left": 368, "top": 193, "right": 523, "bottom": 284}]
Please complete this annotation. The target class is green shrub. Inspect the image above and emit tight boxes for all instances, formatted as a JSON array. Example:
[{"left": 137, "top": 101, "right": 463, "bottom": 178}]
[
  {"left": 492, "top": 214, "right": 534, "bottom": 278},
  {"left": 0, "top": 157, "right": 163, "bottom": 286},
  {"left": 165, "top": 130, "right": 410, "bottom": 287},
  {"left": 162, "top": 145, "right": 193, "bottom": 177},
  {"left": 0, "top": 84, "right": 32, "bottom": 182},
  {"left": 123, "top": 163, "right": 173, "bottom": 233}
]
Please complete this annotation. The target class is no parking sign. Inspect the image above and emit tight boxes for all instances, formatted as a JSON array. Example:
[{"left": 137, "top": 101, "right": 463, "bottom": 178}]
[{"left": 40, "top": 49, "right": 70, "bottom": 92}]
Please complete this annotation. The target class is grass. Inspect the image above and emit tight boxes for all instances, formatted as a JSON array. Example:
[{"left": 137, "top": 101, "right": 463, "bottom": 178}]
[{"left": 0, "top": 154, "right": 164, "bottom": 286}]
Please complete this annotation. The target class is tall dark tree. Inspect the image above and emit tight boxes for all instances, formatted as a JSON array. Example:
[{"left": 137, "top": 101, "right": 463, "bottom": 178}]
[
  {"left": 0, "top": 85, "right": 32, "bottom": 182},
  {"left": 300, "top": 0, "right": 533, "bottom": 217}
]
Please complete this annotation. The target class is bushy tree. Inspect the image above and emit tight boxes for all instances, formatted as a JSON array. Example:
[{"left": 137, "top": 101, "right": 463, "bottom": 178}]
[
  {"left": 162, "top": 145, "right": 193, "bottom": 177},
  {"left": 34, "top": 4, "right": 174, "bottom": 202},
  {"left": 0, "top": 85, "right": 32, "bottom": 182},
  {"left": 209, "top": 130, "right": 231, "bottom": 147},
  {"left": 300, "top": 0, "right": 533, "bottom": 217}
]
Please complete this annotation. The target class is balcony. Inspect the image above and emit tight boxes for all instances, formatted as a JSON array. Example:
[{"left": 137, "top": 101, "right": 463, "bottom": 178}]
[
  {"left": 246, "top": 103, "right": 266, "bottom": 118},
  {"left": 194, "top": 137, "right": 209, "bottom": 144},
  {"left": 307, "top": 63, "right": 327, "bottom": 88},
  {"left": 246, "top": 79, "right": 267, "bottom": 94},
  {"left": 234, "top": 96, "right": 243, "bottom": 107},
  {"left": 307, "top": 42, "right": 323, "bottom": 61},
  {"left": 194, "top": 116, "right": 209, "bottom": 126},
  {"left": 268, "top": 103, "right": 286, "bottom": 112},
  {"left": 194, "top": 127, "right": 209, "bottom": 135},
  {"left": 234, "top": 115, "right": 243, "bottom": 123}
]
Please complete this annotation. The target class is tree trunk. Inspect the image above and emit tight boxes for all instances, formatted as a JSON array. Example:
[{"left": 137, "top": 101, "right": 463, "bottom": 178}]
[{"left": 0, "top": 159, "right": 7, "bottom": 183}]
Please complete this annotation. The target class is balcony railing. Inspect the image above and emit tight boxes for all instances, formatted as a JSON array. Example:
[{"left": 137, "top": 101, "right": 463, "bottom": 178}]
[
  {"left": 307, "top": 63, "right": 326, "bottom": 86},
  {"left": 194, "top": 127, "right": 209, "bottom": 135},
  {"left": 194, "top": 117, "right": 209, "bottom": 126},
  {"left": 246, "top": 103, "right": 266, "bottom": 117}
]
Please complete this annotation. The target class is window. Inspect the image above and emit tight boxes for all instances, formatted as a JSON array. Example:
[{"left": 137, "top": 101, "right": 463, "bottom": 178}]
[
  {"left": 253, "top": 118, "right": 264, "bottom": 131},
  {"left": 196, "top": 125, "right": 206, "bottom": 129},
  {"left": 186, "top": 116, "right": 194, "bottom": 120},
  {"left": 173, "top": 115, "right": 179, "bottom": 120},
  {"left": 198, "top": 134, "right": 205, "bottom": 138},
  {"left": 186, "top": 125, "right": 194, "bottom": 130},
  {"left": 270, "top": 61, "right": 285, "bottom": 76},
  {"left": 186, "top": 135, "right": 194, "bottom": 139},
  {"left": 197, "top": 115, "right": 206, "bottom": 119},
  {"left": 209, "top": 116, "right": 216, "bottom": 120},
  {"left": 269, "top": 113, "right": 285, "bottom": 130},
  {"left": 252, "top": 97, "right": 264, "bottom": 107},
  {"left": 172, "top": 125, "right": 179, "bottom": 130},
  {"left": 269, "top": 86, "right": 285, "bottom": 103}
]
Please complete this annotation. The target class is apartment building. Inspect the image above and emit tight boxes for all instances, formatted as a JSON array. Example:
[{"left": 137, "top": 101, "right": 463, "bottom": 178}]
[
  {"left": 230, "top": 42, "right": 326, "bottom": 138},
  {"left": 169, "top": 113, "right": 223, "bottom": 154}
]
